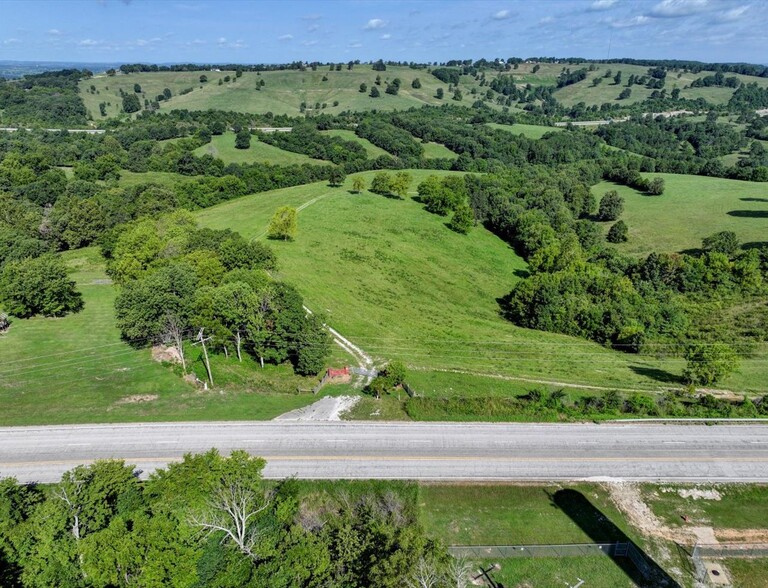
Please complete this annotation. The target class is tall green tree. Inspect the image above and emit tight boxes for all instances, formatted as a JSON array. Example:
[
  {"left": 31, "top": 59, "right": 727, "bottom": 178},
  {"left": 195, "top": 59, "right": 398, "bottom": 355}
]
[
  {"left": 267, "top": 206, "right": 298, "bottom": 241},
  {"left": 0, "top": 254, "right": 83, "bottom": 318}
]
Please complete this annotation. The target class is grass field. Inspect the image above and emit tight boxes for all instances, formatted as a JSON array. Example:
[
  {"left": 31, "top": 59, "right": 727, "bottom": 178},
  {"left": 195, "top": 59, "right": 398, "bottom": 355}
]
[
  {"left": 319, "top": 129, "right": 391, "bottom": 158},
  {"left": 0, "top": 247, "right": 334, "bottom": 426},
  {"left": 195, "top": 171, "right": 761, "bottom": 394},
  {"left": 723, "top": 559, "right": 768, "bottom": 588},
  {"left": 486, "top": 557, "right": 639, "bottom": 588},
  {"left": 81, "top": 66, "right": 483, "bottom": 119},
  {"left": 486, "top": 122, "right": 563, "bottom": 139},
  {"left": 421, "top": 141, "right": 458, "bottom": 159},
  {"left": 193, "top": 132, "right": 329, "bottom": 166},
  {"left": 593, "top": 174, "right": 768, "bottom": 257}
]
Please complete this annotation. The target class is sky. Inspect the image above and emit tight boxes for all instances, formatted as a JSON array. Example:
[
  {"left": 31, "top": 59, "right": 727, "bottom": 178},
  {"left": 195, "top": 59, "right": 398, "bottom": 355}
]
[{"left": 0, "top": 0, "right": 766, "bottom": 65}]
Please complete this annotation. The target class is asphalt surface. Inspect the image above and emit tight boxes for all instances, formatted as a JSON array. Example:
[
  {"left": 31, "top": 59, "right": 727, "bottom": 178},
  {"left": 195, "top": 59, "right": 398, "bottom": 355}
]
[{"left": 1, "top": 421, "right": 768, "bottom": 484}]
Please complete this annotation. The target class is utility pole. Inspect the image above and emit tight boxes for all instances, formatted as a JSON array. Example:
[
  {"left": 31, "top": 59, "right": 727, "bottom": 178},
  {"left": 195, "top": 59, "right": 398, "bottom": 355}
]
[{"left": 193, "top": 328, "right": 214, "bottom": 386}]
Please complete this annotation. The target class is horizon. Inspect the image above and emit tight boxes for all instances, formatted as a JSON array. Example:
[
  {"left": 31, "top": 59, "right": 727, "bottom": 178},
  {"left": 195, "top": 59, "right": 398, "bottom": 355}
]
[{"left": 1, "top": 0, "right": 766, "bottom": 65}]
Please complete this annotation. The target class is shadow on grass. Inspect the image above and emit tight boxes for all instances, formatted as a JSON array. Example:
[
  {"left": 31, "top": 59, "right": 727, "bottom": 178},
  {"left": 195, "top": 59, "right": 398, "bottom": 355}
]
[
  {"left": 743, "top": 241, "right": 768, "bottom": 251},
  {"left": 740, "top": 197, "right": 768, "bottom": 203},
  {"left": 629, "top": 365, "right": 681, "bottom": 385},
  {"left": 551, "top": 489, "right": 680, "bottom": 587},
  {"left": 727, "top": 210, "right": 768, "bottom": 218}
]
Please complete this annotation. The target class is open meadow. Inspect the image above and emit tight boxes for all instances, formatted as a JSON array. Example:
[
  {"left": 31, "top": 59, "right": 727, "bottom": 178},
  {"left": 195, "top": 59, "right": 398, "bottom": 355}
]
[
  {"left": 197, "top": 171, "right": 768, "bottom": 394},
  {"left": 80, "top": 66, "right": 484, "bottom": 119},
  {"left": 192, "top": 131, "right": 330, "bottom": 166},
  {"left": 593, "top": 173, "right": 768, "bottom": 256}
]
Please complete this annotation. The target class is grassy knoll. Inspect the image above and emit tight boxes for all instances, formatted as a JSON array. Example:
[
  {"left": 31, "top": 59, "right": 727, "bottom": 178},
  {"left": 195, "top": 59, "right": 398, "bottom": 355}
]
[
  {"left": 0, "top": 247, "right": 333, "bottom": 426},
  {"left": 319, "top": 129, "right": 391, "bottom": 158},
  {"left": 196, "top": 171, "right": 728, "bottom": 394},
  {"left": 593, "top": 174, "right": 768, "bottom": 257},
  {"left": 486, "top": 122, "right": 563, "bottom": 139},
  {"left": 81, "top": 67, "right": 483, "bottom": 118},
  {"left": 643, "top": 484, "right": 768, "bottom": 531},
  {"left": 193, "top": 132, "right": 329, "bottom": 166}
]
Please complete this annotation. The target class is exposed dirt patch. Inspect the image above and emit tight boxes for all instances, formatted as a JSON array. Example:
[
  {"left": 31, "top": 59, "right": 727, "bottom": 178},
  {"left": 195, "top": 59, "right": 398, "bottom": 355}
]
[
  {"left": 715, "top": 528, "right": 768, "bottom": 543},
  {"left": 113, "top": 394, "right": 158, "bottom": 405}
]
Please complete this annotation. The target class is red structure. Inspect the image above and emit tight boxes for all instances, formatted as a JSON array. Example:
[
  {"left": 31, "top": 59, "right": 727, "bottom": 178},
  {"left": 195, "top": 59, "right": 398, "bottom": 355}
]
[{"left": 327, "top": 367, "right": 350, "bottom": 378}]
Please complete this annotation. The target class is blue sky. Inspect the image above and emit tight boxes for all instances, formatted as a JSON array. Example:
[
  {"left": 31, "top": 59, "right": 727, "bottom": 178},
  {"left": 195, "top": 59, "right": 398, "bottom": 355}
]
[{"left": 1, "top": 0, "right": 766, "bottom": 65}]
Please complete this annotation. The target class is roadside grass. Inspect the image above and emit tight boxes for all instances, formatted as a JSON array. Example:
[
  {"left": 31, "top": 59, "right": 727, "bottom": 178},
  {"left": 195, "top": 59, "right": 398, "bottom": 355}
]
[
  {"left": 420, "top": 141, "right": 458, "bottom": 159},
  {"left": 593, "top": 174, "right": 768, "bottom": 257},
  {"left": 0, "top": 247, "right": 338, "bottom": 426},
  {"left": 342, "top": 396, "right": 410, "bottom": 421},
  {"left": 723, "top": 559, "right": 768, "bottom": 588},
  {"left": 486, "top": 122, "right": 563, "bottom": 139},
  {"left": 196, "top": 171, "right": 710, "bottom": 394},
  {"left": 419, "top": 484, "right": 639, "bottom": 545},
  {"left": 193, "top": 132, "right": 330, "bottom": 166},
  {"left": 484, "top": 557, "right": 638, "bottom": 588},
  {"left": 319, "top": 129, "right": 391, "bottom": 158},
  {"left": 642, "top": 484, "right": 768, "bottom": 531}
]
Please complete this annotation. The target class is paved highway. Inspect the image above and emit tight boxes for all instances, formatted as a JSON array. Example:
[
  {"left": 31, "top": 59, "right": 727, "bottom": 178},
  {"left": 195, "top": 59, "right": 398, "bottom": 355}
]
[{"left": 1, "top": 422, "right": 767, "bottom": 483}]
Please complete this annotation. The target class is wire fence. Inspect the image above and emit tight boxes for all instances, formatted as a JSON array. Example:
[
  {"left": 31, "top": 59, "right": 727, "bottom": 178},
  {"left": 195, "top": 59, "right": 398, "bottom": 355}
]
[
  {"left": 694, "top": 543, "right": 768, "bottom": 559},
  {"left": 448, "top": 542, "right": 626, "bottom": 559}
]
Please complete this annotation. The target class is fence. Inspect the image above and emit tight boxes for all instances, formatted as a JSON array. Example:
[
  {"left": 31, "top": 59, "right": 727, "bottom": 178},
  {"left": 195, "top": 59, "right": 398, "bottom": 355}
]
[
  {"left": 448, "top": 543, "right": 626, "bottom": 559},
  {"left": 693, "top": 543, "right": 768, "bottom": 559}
]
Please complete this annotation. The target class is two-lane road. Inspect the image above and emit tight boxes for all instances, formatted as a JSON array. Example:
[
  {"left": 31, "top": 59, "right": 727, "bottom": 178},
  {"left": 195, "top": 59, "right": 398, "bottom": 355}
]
[{"left": 1, "top": 421, "right": 767, "bottom": 483}]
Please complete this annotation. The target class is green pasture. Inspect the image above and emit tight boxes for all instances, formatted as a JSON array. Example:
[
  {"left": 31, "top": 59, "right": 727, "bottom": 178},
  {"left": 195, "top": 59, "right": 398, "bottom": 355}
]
[
  {"left": 193, "top": 132, "right": 329, "bottom": 166},
  {"left": 486, "top": 122, "right": 563, "bottom": 139},
  {"left": 0, "top": 247, "right": 330, "bottom": 425},
  {"left": 81, "top": 66, "right": 485, "bottom": 118},
  {"left": 593, "top": 174, "right": 768, "bottom": 256},
  {"left": 421, "top": 141, "right": 458, "bottom": 159},
  {"left": 319, "top": 129, "right": 391, "bottom": 158},
  {"left": 196, "top": 171, "right": 743, "bottom": 393}
]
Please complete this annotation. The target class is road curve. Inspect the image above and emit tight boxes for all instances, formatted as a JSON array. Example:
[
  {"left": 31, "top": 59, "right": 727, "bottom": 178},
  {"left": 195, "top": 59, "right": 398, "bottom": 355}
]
[{"left": 1, "top": 421, "right": 767, "bottom": 484}]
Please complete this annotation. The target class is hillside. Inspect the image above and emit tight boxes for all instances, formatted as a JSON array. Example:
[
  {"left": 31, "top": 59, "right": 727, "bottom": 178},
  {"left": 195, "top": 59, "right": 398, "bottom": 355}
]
[
  {"left": 80, "top": 66, "right": 484, "bottom": 119},
  {"left": 195, "top": 171, "right": 767, "bottom": 394}
]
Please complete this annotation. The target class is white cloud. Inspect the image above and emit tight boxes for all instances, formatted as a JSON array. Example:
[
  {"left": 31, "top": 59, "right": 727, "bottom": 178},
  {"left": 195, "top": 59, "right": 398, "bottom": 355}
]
[
  {"left": 348, "top": 41, "right": 363, "bottom": 48},
  {"left": 589, "top": 0, "right": 617, "bottom": 10},
  {"left": 717, "top": 4, "right": 749, "bottom": 22},
  {"left": 3, "top": 38, "right": 21, "bottom": 45},
  {"left": 229, "top": 40, "right": 247, "bottom": 49},
  {"left": 135, "top": 39, "right": 149, "bottom": 46},
  {"left": 364, "top": 18, "right": 387, "bottom": 30},
  {"left": 216, "top": 37, "right": 227, "bottom": 45},
  {"left": 302, "top": 40, "right": 318, "bottom": 46},
  {"left": 278, "top": 34, "right": 293, "bottom": 41},
  {"left": 611, "top": 15, "right": 652, "bottom": 27},
  {"left": 492, "top": 9, "right": 511, "bottom": 20},
  {"left": 380, "top": 33, "right": 391, "bottom": 40},
  {"left": 650, "top": 0, "right": 710, "bottom": 18},
  {"left": 47, "top": 28, "right": 62, "bottom": 35},
  {"left": 539, "top": 16, "right": 555, "bottom": 24},
  {"left": 78, "top": 39, "right": 99, "bottom": 46},
  {"left": 307, "top": 23, "right": 320, "bottom": 32}
]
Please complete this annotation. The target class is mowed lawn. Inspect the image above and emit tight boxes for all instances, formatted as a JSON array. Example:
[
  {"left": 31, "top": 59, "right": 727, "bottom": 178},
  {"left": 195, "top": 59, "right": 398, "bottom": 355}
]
[
  {"left": 486, "top": 122, "right": 563, "bottom": 139},
  {"left": 0, "top": 248, "right": 331, "bottom": 425},
  {"left": 197, "top": 171, "right": 715, "bottom": 393},
  {"left": 193, "top": 132, "right": 329, "bottom": 166},
  {"left": 593, "top": 174, "right": 768, "bottom": 257}
]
